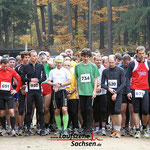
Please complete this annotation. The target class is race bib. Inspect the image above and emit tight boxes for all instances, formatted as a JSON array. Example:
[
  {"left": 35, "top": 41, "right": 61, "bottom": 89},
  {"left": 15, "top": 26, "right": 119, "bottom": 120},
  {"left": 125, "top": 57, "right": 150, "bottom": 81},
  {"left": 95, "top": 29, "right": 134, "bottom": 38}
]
[
  {"left": 29, "top": 83, "right": 39, "bottom": 90},
  {"left": 135, "top": 90, "right": 145, "bottom": 98},
  {"left": 1, "top": 82, "right": 11, "bottom": 91},
  {"left": 81, "top": 74, "right": 91, "bottom": 83},
  {"left": 108, "top": 80, "right": 117, "bottom": 88}
]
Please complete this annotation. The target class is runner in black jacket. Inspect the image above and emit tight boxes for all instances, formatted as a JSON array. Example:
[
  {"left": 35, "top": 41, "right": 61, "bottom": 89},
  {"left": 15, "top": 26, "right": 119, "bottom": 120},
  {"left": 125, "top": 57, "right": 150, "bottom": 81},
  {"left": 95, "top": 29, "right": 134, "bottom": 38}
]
[
  {"left": 21, "top": 50, "right": 46, "bottom": 136},
  {"left": 101, "top": 55, "right": 125, "bottom": 138}
]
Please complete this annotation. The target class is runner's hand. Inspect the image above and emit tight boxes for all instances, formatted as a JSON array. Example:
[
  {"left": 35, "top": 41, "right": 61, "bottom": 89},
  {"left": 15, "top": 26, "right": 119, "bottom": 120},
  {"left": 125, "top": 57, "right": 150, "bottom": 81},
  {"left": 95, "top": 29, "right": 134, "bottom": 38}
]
[
  {"left": 31, "top": 78, "right": 39, "bottom": 83},
  {"left": 108, "top": 88, "right": 115, "bottom": 94},
  {"left": 11, "top": 90, "right": 17, "bottom": 95},
  {"left": 127, "top": 93, "right": 132, "bottom": 100},
  {"left": 112, "top": 93, "right": 117, "bottom": 101},
  {"left": 92, "top": 91, "right": 96, "bottom": 99},
  {"left": 96, "top": 86, "right": 101, "bottom": 93},
  {"left": 76, "top": 92, "right": 79, "bottom": 99}
]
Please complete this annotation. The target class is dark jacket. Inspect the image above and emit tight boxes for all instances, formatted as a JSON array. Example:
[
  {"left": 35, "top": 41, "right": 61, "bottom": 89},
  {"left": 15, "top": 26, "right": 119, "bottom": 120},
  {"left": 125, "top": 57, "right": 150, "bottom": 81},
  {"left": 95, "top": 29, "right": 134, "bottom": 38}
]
[{"left": 21, "top": 62, "right": 46, "bottom": 92}]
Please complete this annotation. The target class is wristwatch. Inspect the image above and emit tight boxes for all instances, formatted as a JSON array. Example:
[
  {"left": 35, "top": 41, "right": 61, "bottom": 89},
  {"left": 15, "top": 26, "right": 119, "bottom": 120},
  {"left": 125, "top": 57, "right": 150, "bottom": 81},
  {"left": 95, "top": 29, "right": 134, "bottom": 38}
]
[{"left": 59, "top": 83, "right": 62, "bottom": 87}]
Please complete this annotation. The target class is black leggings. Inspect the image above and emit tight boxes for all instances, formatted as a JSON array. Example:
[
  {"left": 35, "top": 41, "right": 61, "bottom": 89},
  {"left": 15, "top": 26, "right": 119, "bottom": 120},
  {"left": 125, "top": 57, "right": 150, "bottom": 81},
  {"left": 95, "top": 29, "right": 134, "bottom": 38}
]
[
  {"left": 79, "top": 96, "right": 93, "bottom": 130},
  {"left": 107, "top": 92, "right": 122, "bottom": 115},
  {"left": 26, "top": 92, "right": 44, "bottom": 129},
  {"left": 68, "top": 99, "right": 78, "bottom": 129},
  {"left": 132, "top": 89, "right": 149, "bottom": 115},
  {"left": 18, "top": 91, "right": 26, "bottom": 116},
  {"left": 93, "top": 94, "right": 107, "bottom": 123}
]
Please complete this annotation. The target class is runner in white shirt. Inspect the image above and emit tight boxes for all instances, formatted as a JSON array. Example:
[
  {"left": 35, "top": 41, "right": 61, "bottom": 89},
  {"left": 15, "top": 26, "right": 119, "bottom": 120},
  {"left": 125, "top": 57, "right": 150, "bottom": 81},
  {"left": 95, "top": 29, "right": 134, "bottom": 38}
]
[{"left": 47, "top": 55, "right": 71, "bottom": 135}]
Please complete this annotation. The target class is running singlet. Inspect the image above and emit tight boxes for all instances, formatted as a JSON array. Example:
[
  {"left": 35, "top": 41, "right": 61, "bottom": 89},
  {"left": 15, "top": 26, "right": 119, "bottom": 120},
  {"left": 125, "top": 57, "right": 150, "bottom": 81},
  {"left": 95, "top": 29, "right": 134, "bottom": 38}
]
[{"left": 131, "top": 59, "right": 149, "bottom": 90}]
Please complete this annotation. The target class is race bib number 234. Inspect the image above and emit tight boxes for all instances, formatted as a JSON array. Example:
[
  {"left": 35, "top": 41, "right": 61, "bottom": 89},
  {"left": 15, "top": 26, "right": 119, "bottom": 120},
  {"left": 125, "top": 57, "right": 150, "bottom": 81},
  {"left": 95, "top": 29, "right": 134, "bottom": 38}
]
[{"left": 81, "top": 74, "right": 91, "bottom": 83}]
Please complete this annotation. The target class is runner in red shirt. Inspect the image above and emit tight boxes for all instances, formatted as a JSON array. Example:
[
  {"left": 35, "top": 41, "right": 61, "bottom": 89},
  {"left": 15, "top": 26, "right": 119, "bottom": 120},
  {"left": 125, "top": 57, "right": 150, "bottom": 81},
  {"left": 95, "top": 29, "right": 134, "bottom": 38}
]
[
  {"left": 126, "top": 46, "right": 150, "bottom": 138},
  {"left": 0, "top": 58, "right": 22, "bottom": 136}
]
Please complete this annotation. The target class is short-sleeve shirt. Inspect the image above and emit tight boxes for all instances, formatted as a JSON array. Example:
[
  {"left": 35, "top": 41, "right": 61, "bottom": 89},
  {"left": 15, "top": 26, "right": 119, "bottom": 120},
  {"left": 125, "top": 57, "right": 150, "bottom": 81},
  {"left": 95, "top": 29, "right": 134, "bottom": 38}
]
[
  {"left": 74, "top": 61, "right": 100, "bottom": 96},
  {"left": 42, "top": 63, "right": 54, "bottom": 84},
  {"left": 49, "top": 67, "right": 71, "bottom": 90}
]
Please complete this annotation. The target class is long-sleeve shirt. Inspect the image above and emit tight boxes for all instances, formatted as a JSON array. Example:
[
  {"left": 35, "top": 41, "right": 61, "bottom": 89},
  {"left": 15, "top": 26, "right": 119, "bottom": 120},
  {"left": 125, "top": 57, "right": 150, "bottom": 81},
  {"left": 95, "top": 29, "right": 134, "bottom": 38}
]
[
  {"left": 0, "top": 67, "right": 22, "bottom": 92},
  {"left": 101, "top": 66, "right": 125, "bottom": 94},
  {"left": 21, "top": 62, "right": 46, "bottom": 92}
]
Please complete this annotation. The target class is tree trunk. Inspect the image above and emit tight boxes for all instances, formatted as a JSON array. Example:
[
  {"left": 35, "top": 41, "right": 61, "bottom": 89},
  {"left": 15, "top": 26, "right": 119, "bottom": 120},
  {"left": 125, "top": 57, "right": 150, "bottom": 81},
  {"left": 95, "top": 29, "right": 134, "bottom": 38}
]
[
  {"left": 118, "top": 33, "right": 121, "bottom": 45},
  {"left": 143, "top": 25, "right": 146, "bottom": 47},
  {"left": 123, "top": 30, "right": 128, "bottom": 46},
  {"left": 99, "top": 0, "right": 105, "bottom": 49},
  {"left": 40, "top": 5, "right": 46, "bottom": 34},
  {"left": 74, "top": 5, "right": 78, "bottom": 35},
  {"left": 33, "top": 0, "right": 42, "bottom": 48},
  {"left": 147, "top": 11, "right": 150, "bottom": 49},
  {"left": 88, "top": 0, "right": 92, "bottom": 50},
  {"left": 0, "top": 8, "right": 3, "bottom": 48},
  {"left": 47, "top": 1, "right": 54, "bottom": 45},
  {"left": 107, "top": 0, "right": 113, "bottom": 54},
  {"left": 2, "top": 9, "right": 9, "bottom": 48},
  {"left": 137, "top": 31, "right": 140, "bottom": 45},
  {"left": 66, "top": 0, "right": 74, "bottom": 46}
]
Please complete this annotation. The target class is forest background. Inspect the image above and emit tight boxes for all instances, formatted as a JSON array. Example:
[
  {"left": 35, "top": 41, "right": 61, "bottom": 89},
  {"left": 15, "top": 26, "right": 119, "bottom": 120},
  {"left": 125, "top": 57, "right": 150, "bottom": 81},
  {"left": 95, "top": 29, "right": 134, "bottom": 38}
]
[{"left": 0, "top": 0, "right": 150, "bottom": 55}]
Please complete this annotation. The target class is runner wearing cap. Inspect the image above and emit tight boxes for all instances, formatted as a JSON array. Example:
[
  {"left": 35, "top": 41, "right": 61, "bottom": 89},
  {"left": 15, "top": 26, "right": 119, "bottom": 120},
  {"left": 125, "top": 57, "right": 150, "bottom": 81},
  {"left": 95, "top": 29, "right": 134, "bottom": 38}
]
[
  {"left": 39, "top": 52, "right": 54, "bottom": 134},
  {"left": 47, "top": 55, "right": 71, "bottom": 135}
]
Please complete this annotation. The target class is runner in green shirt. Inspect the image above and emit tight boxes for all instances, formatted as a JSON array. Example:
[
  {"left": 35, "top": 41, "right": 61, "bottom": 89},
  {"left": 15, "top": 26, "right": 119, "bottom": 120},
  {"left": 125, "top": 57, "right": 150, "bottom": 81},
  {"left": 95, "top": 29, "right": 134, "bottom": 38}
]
[{"left": 74, "top": 48, "right": 99, "bottom": 137}]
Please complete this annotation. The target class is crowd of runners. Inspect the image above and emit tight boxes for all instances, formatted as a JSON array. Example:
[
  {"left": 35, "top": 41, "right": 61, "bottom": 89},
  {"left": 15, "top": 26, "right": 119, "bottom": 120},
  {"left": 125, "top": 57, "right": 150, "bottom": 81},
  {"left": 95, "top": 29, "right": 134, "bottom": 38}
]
[{"left": 0, "top": 46, "right": 150, "bottom": 139}]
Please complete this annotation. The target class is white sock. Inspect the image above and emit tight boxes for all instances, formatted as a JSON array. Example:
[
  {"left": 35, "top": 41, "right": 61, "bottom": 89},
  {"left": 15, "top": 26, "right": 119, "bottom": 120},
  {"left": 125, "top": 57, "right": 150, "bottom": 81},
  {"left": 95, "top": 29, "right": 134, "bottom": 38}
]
[{"left": 116, "top": 126, "right": 121, "bottom": 131}]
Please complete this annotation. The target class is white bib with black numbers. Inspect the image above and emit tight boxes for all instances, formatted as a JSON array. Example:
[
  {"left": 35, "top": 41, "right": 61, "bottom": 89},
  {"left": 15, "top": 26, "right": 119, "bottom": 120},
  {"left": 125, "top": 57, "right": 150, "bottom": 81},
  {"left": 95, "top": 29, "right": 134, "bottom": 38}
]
[
  {"left": 1, "top": 82, "right": 11, "bottom": 91},
  {"left": 29, "top": 82, "right": 39, "bottom": 90},
  {"left": 81, "top": 74, "right": 91, "bottom": 83},
  {"left": 135, "top": 90, "right": 145, "bottom": 98},
  {"left": 108, "top": 80, "right": 117, "bottom": 88}
]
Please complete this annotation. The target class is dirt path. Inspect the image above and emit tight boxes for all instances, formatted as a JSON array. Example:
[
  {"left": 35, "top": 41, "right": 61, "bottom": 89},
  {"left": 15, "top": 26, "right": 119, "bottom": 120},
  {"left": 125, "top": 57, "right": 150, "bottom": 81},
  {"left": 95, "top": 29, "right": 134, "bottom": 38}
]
[{"left": 0, "top": 134, "right": 150, "bottom": 150}]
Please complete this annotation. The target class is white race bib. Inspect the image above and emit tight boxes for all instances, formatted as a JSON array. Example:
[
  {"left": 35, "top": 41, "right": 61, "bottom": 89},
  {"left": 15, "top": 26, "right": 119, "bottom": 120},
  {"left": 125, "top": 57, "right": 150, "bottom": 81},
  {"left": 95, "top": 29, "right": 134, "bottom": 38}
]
[
  {"left": 29, "top": 83, "right": 39, "bottom": 90},
  {"left": 108, "top": 80, "right": 117, "bottom": 88},
  {"left": 81, "top": 74, "right": 91, "bottom": 83},
  {"left": 135, "top": 90, "right": 145, "bottom": 98},
  {"left": 1, "top": 82, "right": 11, "bottom": 91}
]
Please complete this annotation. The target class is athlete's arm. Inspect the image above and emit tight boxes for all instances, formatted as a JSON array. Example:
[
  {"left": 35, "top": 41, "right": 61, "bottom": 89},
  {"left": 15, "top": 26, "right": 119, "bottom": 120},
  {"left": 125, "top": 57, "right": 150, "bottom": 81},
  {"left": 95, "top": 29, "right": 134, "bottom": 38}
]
[
  {"left": 47, "top": 61, "right": 54, "bottom": 69},
  {"left": 12, "top": 69, "right": 22, "bottom": 92},
  {"left": 115, "top": 68, "right": 125, "bottom": 94},
  {"left": 75, "top": 78, "right": 79, "bottom": 99},
  {"left": 38, "top": 65, "right": 47, "bottom": 83},
  {"left": 126, "top": 61, "right": 134, "bottom": 93},
  {"left": 101, "top": 69, "right": 109, "bottom": 90},
  {"left": 21, "top": 65, "right": 31, "bottom": 82},
  {"left": 61, "top": 79, "right": 71, "bottom": 87},
  {"left": 92, "top": 77, "right": 98, "bottom": 99}
]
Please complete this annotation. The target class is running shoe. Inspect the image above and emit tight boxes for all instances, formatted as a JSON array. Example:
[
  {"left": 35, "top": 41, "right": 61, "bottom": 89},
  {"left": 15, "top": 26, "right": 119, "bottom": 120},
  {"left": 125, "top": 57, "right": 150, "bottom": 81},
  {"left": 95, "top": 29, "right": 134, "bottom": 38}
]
[
  {"left": 40, "top": 129, "right": 46, "bottom": 136},
  {"left": 121, "top": 128, "right": 126, "bottom": 136},
  {"left": 73, "top": 128, "right": 79, "bottom": 135},
  {"left": 143, "top": 129, "right": 150, "bottom": 138},
  {"left": 110, "top": 129, "right": 117, "bottom": 137},
  {"left": 134, "top": 131, "right": 141, "bottom": 138},
  {"left": 11, "top": 129, "right": 17, "bottom": 137},
  {"left": 115, "top": 131, "right": 121, "bottom": 138},
  {"left": 63, "top": 129, "right": 69, "bottom": 136},
  {"left": 0, "top": 129, "right": 7, "bottom": 136},
  {"left": 129, "top": 128, "right": 134, "bottom": 137},
  {"left": 101, "top": 128, "right": 106, "bottom": 136},
  {"left": 54, "top": 130, "right": 62, "bottom": 135}
]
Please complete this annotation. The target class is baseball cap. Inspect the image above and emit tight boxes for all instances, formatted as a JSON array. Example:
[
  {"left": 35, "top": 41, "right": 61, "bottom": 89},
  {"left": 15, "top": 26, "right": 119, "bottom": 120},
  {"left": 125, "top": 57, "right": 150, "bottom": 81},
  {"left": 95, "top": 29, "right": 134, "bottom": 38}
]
[{"left": 55, "top": 55, "right": 64, "bottom": 62}]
